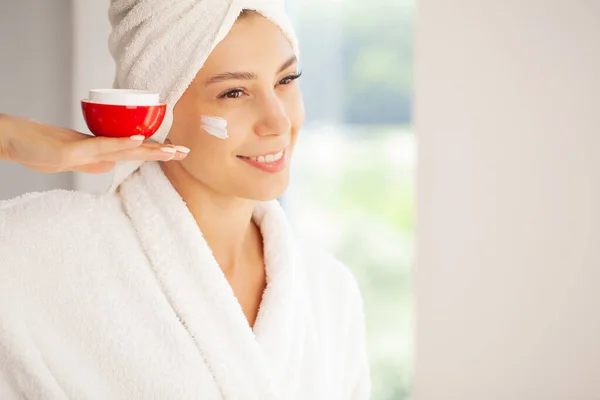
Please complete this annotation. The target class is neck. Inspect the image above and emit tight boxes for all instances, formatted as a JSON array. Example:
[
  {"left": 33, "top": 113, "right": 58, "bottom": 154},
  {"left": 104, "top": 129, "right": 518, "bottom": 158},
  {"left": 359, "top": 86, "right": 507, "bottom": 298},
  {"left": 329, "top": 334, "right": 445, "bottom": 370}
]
[{"left": 160, "top": 162, "right": 261, "bottom": 277}]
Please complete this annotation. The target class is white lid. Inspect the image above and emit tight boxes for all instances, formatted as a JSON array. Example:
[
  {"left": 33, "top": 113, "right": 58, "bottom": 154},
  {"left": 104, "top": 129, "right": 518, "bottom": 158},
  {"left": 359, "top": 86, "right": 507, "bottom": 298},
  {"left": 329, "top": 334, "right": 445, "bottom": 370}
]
[{"left": 88, "top": 89, "right": 160, "bottom": 106}]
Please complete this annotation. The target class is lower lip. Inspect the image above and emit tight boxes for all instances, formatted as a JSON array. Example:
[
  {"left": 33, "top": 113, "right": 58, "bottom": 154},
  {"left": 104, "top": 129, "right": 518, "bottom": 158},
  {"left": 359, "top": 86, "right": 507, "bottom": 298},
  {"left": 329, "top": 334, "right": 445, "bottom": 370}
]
[{"left": 238, "top": 151, "right": 286, "bottom": 173}]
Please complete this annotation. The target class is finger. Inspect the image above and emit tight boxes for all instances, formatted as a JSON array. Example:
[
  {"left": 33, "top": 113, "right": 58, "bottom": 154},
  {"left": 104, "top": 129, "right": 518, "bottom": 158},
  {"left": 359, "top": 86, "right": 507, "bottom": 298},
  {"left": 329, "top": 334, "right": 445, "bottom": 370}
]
[
  {"left": 137, "top": 141, "right": 190, "bottom": 153},
  {"left": 18, "top": 152, "right": 182, "bottom": 174},
  {"left": 98, "top": 145, "right": 188, "bottom": 162},
  {"left": 168, "top": 151, "right": 188, "bottom": 161},
  {"left": 143, "top": 142, "right": 191, "bottom": 161},
  {"left": 19, "top": 140, "right": 187, "bottom": 172},
  {"left": 65, "top": 135, "right": 147, "bottom": 165}
]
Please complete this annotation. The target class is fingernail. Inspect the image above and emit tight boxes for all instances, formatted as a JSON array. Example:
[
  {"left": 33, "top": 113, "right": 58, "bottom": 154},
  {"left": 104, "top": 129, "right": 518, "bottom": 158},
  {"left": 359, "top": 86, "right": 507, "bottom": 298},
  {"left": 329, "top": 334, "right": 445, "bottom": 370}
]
[
  {"left": 174, "top": 145, "right": 190, "bottom": 154},
  {"left": 130, "top": 135, "right": 145, "bottom": 141},
  {"left": 160, "top": 147, "right": 177, "bottom": 153}
]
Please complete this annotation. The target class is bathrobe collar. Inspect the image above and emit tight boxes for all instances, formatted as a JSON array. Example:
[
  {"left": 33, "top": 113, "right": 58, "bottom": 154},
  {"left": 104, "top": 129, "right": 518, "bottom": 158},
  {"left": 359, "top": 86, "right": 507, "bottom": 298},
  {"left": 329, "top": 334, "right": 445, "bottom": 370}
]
[{"left": 117, "top": 161, "right": 304, "bottom": 400}]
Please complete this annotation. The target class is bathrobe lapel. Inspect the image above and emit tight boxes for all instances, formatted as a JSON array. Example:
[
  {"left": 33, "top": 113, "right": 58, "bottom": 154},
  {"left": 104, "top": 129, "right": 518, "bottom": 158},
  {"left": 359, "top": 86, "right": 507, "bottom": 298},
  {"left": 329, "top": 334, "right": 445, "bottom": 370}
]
[{"left": 117, "top": 162, "right": 304, "bottom": 400}]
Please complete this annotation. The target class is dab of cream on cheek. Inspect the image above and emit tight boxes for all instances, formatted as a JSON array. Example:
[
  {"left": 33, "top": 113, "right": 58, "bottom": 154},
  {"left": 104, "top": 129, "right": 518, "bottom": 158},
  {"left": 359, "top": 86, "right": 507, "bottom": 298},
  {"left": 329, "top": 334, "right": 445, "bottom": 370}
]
[{"left": 200, "top": 116, "right": 228, "bottom": 139}]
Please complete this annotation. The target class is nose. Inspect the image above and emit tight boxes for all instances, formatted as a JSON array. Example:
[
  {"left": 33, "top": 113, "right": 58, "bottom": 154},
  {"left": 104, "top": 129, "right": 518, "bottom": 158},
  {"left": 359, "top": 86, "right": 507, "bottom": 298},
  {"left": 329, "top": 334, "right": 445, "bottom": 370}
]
[{"left": 253, "top": 92, "right": 292, "bottom": 137}]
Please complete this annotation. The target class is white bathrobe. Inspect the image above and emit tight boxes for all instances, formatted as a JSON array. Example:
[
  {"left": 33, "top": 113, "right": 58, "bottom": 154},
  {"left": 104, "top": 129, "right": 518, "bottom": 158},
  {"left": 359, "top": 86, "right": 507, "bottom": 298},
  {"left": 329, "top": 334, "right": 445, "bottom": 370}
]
[{"left": 0, "top": 161, "right": 370, "bottom": 400}]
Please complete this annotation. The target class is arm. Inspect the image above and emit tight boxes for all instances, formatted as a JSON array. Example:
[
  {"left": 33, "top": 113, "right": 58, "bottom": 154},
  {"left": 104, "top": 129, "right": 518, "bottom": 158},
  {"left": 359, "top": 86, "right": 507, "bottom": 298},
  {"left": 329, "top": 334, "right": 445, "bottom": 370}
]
[{"left": 0, "top": 113, "right": 188, "bottom": 174}]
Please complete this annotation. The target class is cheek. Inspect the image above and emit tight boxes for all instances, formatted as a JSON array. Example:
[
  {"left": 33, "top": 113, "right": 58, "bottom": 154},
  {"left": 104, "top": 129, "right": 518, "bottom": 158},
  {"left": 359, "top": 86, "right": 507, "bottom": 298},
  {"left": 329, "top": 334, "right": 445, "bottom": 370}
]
[
  {"left": 170, "top": 103, "right": 202, "bottom": 142},
  {"left": 190, "top": 133, "right": 244, "bottom": 167},
  {"left": 207, "top": 106, "right": 258, "bottom": 151},
  {"left": 170, "top": 108, "right": 240, "bottom": 164},
  {"left": 285, "top": 87, "right": 305, "bottom": 124},
  {"left": 286, "top": 89, "right": 305, "bottom": 143}
]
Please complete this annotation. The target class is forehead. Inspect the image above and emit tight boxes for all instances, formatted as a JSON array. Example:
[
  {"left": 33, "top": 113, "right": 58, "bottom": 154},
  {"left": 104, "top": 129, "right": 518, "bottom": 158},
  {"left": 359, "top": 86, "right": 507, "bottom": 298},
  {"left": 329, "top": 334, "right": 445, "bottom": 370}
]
[{"left": 198, "top": 13, "right": 296, "bottom": 76}]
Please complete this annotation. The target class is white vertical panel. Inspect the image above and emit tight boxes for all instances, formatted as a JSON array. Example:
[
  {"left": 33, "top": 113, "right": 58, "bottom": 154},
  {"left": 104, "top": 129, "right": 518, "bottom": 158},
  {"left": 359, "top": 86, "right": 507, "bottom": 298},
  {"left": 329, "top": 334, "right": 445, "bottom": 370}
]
[{"left": 414, "top": 1, "right": 600, "bottom": 399}]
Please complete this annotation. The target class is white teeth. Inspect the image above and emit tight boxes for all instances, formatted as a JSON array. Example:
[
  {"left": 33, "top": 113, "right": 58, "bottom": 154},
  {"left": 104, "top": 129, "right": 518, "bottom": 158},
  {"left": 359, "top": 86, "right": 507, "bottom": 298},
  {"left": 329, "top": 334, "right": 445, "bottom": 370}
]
[{"left": 245, "top": 150, "right": 285, "bottom": 163}]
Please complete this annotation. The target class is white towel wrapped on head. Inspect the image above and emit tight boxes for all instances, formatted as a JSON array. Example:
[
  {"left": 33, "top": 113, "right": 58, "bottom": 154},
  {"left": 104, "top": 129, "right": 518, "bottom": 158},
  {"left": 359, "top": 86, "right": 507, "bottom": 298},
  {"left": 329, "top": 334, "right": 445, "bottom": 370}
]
[{"left": 107, "top": 0, "right": 299, "bottom": 192}]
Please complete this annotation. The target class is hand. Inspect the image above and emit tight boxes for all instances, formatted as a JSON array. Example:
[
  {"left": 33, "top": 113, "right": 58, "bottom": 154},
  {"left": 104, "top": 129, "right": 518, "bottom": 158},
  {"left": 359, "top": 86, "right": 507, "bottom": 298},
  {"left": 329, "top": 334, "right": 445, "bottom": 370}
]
[{"left": 0, "top": 114, "right": 189, "bottom": 174}]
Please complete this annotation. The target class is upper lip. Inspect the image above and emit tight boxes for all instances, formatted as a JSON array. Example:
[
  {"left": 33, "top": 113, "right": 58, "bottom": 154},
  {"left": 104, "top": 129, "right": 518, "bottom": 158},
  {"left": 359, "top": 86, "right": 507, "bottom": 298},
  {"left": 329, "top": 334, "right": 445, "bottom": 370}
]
[{"left": 238, "top": 146, "right": 288, "bottom": 158}]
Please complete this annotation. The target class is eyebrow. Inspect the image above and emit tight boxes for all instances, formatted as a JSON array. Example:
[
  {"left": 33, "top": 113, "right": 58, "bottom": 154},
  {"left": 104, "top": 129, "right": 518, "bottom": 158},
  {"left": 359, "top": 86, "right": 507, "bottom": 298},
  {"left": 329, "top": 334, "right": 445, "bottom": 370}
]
[{"left": 204, "top": 55, "right": 298, "bottom": 86}]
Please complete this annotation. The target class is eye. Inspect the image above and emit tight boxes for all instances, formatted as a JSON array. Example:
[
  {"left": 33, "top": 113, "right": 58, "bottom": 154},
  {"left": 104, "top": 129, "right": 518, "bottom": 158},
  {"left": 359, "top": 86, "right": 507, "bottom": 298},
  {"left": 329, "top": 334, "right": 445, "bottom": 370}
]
[
  {"left": 278, "top": 71, "right": 303, "bottom": 86},
  {"left": 218, "top": 89, "right": 245, "bottom": 99}
]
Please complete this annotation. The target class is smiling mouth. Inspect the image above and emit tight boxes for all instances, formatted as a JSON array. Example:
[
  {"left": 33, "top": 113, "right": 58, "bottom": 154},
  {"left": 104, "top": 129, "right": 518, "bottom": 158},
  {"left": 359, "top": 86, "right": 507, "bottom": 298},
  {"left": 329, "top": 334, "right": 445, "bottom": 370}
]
[{"left": 236, "top": 149, "right": 286, "bottom": 164}]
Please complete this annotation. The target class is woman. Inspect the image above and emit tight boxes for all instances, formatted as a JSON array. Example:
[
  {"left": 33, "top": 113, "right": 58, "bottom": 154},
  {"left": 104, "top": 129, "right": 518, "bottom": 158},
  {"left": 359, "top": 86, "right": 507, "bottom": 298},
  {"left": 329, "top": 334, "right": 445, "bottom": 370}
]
[{"left": 0, "top": 2, "right": 370, "bottom": 400}]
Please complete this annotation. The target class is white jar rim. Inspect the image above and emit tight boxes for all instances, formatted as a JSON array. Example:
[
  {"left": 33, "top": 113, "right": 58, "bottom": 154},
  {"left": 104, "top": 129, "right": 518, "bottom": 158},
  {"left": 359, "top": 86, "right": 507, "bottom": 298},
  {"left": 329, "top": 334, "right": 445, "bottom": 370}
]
[{"left": 87, "top": 89, "right": 160, "bottom": 106}]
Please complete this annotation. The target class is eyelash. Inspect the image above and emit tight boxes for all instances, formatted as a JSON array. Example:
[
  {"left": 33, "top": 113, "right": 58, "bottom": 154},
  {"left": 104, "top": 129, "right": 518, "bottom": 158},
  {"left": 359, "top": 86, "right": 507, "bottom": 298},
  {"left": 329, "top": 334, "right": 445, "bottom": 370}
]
[{"left": 218, "top": 71, "right": 303, "bottom": 99}]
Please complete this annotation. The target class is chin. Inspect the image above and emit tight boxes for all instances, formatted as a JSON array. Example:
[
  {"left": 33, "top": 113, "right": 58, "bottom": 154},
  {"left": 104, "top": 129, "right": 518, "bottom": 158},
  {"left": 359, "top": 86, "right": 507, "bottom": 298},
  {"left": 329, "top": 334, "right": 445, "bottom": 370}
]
[{"left": 242, "top": 178, "right": 289, "bottom": 202}]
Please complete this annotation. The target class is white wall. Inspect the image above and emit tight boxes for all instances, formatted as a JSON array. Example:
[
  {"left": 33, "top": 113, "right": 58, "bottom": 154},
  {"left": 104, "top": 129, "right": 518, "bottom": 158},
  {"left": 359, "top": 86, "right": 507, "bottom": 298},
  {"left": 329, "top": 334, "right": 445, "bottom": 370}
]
[
  {"left": 414, "top": 1, "right": 600, "bottom": 399},
  {"left": 0, "top": 0, "right": 74, "bottom": 199}
]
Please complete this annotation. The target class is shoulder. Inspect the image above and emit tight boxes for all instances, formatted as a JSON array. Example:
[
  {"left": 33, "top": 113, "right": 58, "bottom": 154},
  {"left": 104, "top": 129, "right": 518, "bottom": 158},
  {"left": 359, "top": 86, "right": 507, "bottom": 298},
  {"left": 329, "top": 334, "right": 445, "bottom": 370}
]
[
  {"left": 303, "top": 245, "right": 361, "bottom": 289},
  {"left": 0, "top": 188, "right": 122, "bottom": 237},
  {"left": 0, "top": 187, "right": 112, "bottom": 218},
  {"left": 0, "top": 189, "right": 126, "bottom": 347},
  {"left": 0, "top": 188, "right": 128, "bottom": 299},
  {"left": 0, "top": 188, "right": 125, "bottom": 276},
  {"left": 296, "top": 242, "right": 371, "bottom": 394},
  {"left": 297, "top": 242, "right": 365, "bottom": 313}
]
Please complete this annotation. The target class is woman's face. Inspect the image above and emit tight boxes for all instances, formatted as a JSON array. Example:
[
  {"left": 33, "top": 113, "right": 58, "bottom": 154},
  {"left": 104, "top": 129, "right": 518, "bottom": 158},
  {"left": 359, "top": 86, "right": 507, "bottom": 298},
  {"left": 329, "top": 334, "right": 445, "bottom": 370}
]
[{"left": 166, "top": 12, "right": 304, "bottom": 201}]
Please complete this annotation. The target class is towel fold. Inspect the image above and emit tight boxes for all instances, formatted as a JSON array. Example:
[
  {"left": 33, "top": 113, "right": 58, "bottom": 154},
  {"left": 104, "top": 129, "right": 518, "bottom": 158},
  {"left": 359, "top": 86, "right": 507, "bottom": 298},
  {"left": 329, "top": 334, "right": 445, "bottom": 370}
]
[{"left": 107, "top": 0, "right": 298, "bottom": 192}]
